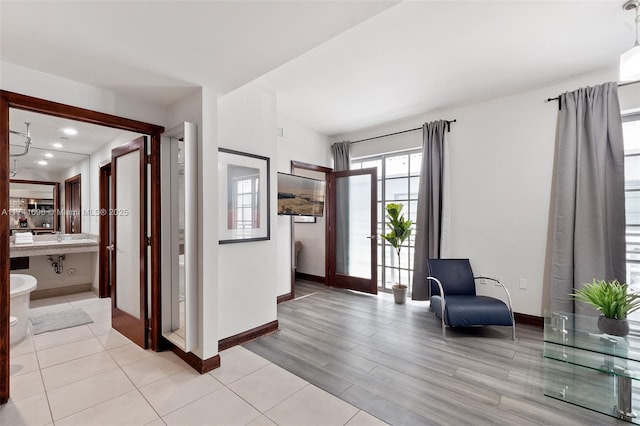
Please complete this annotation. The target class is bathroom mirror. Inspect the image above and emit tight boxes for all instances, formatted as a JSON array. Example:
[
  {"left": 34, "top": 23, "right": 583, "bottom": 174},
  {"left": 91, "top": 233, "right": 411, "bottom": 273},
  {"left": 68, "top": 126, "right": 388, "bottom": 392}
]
[
  {"left": 9, "top": 180, "right": 59, "bottom": 234},
  {"left": 161, "top": 122, "right": 198, "bottom": 352},
  {"left": 9, "top": 109, "right": 94, "bottom": 235}
]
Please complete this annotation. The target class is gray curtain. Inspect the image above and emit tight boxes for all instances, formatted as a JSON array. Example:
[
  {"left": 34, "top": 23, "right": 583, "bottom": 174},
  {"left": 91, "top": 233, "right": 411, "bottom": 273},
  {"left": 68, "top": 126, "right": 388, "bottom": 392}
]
[
  {"left": 550, "top": 82, "right": 626, "bottom": 315},
  {"left": 331, "top": 141, "right": 350, "bottom": 171},
  {"left": 412, "top": 120, "right": 447, "bottom": 300},
  {"left": 331, "top": 141, "right": 350, "bottom": 274}
]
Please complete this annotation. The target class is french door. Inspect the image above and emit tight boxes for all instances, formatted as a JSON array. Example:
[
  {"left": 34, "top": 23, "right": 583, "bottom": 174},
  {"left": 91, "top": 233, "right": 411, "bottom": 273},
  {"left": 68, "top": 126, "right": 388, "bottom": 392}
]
[
  {"left": 328, "top": 168, "right": 378, "bottom": 294},
  {"left": 111, "top": 136, "right": 148, "bottom": 348}
]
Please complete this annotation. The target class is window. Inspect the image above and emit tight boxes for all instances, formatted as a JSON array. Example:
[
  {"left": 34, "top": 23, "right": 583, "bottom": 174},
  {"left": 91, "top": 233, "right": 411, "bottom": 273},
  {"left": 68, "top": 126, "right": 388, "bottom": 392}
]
[
  {"left": 623, "top": 115, "right": 640, "bottom": 294},
  {"left": 352, "top": 149, "right": 421, "bottom": 293},
  {"left": 230, "top": 174, "right": 260, "bottom": 237}
]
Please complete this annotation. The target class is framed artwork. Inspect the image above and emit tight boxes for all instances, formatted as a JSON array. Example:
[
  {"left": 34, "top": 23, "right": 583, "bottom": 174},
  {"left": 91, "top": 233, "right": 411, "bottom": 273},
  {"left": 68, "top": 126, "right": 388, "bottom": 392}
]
[{"left": 218, "top": 148, "right": 270, "bottom": 243}]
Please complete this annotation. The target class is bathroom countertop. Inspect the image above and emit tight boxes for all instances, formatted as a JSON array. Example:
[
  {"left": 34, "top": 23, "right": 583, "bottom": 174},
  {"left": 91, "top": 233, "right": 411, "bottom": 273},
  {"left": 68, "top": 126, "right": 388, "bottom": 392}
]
[{"left": 10, "top": 238, "right": 99, "bottom": 258}]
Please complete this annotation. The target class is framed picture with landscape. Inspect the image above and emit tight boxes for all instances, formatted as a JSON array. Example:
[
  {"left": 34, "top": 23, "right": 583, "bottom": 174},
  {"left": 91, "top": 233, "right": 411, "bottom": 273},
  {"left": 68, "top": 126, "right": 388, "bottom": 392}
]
[
  {"left": 277, "top": 172, "right": 325, "bottom": 218},
  {"left": 218, "top": 148, "right": 270, "bottom": 244}
]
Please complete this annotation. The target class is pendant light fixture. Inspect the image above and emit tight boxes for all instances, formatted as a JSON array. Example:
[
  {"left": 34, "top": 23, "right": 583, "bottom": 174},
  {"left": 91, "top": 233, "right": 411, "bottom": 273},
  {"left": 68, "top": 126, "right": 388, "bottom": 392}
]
[{"left": 621, "top": 0, "right": 640, "bottom": 81}]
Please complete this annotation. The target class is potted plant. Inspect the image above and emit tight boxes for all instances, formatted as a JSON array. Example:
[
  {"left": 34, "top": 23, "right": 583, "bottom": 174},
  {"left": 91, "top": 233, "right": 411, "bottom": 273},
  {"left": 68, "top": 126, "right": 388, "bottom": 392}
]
[
  {"left": 570, "top": 278, "right": 640, "bottom": 337},
  {"left": 380, "top": 203, "right": 413, "bottom": 304}
]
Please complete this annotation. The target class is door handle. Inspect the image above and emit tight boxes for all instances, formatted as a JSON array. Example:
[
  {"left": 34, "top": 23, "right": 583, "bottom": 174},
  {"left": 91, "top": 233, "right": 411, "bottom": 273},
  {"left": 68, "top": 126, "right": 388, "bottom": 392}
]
[
  {"left": 106, "top": 244, "right": 114, "bottom": 251},
  {"left": 366, "top": 235, "right": 377, "bottom": 239}
]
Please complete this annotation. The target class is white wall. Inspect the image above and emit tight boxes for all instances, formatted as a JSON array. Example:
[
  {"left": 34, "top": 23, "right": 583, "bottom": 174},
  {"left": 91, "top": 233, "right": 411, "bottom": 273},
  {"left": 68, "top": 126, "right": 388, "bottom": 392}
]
[
  {"left": 166, "top": 89, "right": 220, "bottom": 360},
  {"left": 1, "top": 61, "right": 167, "bottom": 126},
  {"left": 350, "top": 127, "right": 423, "bottom": 160},
  {"left": 218, "top": 82, "right": 277, "bottom": 340},
  {"left": 333, "top": 68, "right": 635, "bottom": 317},
  {"left": 275, "top": 117, "right": 331, "bottom": 296},
  {"left": 11, "top": 168, "right": 59, "bottom": 183},
  {"left": 20, "top": 253, "right": 94, "bottom": 291},
  {"left": 199, "top": 87, "right": 219, "bottom": 359}
]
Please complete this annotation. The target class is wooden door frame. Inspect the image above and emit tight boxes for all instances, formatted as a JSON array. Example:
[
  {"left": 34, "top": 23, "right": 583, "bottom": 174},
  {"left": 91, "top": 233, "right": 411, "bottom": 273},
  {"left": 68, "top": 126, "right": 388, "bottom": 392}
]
[
  {"left": 64, "top": 174, "right": 82, "bottom": 233},
  {"left": 278, "top": 161, "right": 332, "bottom": 303},
  {"left": 0, "top": 90, "right": 164, "bottom": 404},
  {"left": 98, "top": 163, "right": 112, "bottom": 298}
]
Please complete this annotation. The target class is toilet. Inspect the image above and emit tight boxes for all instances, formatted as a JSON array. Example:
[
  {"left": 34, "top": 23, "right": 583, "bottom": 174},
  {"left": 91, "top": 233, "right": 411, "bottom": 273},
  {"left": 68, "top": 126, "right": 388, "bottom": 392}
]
[{"left": 10, "top": 316, "right": 18, "bottom": 330}]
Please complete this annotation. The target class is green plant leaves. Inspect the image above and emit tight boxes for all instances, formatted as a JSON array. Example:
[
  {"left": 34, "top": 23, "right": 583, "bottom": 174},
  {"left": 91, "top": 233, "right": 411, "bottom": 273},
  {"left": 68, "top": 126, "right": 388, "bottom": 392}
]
[
  {"left": 379, "top": 203, "right": 414, "bottom": 288},
  {"left": 570, "top": 279, "right": 640, "bottom": 319},
  {"left": 379, "top": 203, "right": 413, "bottom": 251}
]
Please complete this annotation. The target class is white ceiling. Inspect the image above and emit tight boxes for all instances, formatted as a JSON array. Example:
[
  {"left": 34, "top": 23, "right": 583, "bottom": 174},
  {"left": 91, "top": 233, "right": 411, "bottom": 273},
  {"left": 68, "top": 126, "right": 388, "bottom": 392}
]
[
  {"left": 0, "top": 0, "right": 396, "bottom": 106},
  {"left": 260, "top": 1, "right": 634, "bottom": 135},
  {"left": 0, "top": 1, "right": 634, "bottom": 137},
  {"left": 10, "top": 109, "right": 139, "bottom": 174}
]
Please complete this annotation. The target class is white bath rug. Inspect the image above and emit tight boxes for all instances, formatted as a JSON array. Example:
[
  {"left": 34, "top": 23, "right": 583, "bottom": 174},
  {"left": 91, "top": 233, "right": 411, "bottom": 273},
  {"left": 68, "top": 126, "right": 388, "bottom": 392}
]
[{"left": 29, "top": 308, "right": 93, "bottom": 335}]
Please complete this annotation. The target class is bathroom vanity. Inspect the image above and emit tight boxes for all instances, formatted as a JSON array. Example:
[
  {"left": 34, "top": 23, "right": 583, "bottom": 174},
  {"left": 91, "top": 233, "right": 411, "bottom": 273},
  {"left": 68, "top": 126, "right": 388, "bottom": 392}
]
[
  {"left": 10, "top": 236, "right": 98, "bottom": 258},
  {"left": 10, "top": 234, "right": 99, "bottom": 298}
]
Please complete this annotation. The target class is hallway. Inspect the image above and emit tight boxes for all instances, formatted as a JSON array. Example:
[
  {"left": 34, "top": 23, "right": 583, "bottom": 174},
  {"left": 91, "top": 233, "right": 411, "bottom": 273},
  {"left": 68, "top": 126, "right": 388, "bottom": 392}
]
[{"left": 4, "top": 291, "right": 380, "bottom": 426}]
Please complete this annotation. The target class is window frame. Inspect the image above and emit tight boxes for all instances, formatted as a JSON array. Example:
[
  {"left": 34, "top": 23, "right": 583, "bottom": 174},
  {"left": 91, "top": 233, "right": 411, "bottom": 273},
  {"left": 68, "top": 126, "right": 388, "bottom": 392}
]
[
  {"left": 352, "top": 148, "right": 422, "bottom": 293},
  {"left": 622, "top": 112, "right": 640, "bottom": 294}
]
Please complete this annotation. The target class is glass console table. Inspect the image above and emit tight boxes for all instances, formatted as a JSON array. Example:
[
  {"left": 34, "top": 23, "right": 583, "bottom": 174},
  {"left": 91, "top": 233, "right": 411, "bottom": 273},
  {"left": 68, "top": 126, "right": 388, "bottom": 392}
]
[{"left": 544, "top": 312, "right": 640, "bottom": 422}]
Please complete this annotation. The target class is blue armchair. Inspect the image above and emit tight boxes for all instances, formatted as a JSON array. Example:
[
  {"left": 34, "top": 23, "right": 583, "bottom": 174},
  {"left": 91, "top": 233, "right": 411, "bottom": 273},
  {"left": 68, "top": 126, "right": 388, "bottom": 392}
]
[{"left": 426, "top": 259, "right": 515, "bottom": 339}]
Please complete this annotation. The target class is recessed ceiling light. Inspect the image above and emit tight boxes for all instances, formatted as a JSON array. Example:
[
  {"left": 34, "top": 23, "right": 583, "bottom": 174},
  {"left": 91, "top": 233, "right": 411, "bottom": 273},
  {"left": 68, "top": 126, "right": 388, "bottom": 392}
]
[
  {"left": 44, "top": 153, "right": 53, "bottom": 158},
  {"left": 52, "top": 142, "right": 63, "bottom": 149},
  {"left": 62, "top": 127, "right": 77, "bottom": 136},
  {"left": 38, "top": 160, "right": 47, "bottom": 166}
]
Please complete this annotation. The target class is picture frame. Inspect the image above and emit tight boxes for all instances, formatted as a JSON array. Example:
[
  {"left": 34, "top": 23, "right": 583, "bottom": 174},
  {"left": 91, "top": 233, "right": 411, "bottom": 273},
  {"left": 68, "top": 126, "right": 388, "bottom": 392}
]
[
  {"left": 294, "top": 216, "right": 316, "bottom": 223},
  {"left": 218, "top": 148, "right": 270, "bottom": 244}
]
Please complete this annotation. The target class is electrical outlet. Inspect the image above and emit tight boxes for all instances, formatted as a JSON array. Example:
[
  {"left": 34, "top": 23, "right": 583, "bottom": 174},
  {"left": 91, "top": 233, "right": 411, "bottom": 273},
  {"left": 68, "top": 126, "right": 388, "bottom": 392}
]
[{"left": 519, "top": 278, "right": 527, "bottom": 290}]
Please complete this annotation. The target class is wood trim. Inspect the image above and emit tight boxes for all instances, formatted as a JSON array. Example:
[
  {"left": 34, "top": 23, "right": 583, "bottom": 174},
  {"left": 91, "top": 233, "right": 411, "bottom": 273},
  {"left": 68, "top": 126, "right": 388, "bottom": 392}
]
[
  {"left": 295, "top": 272, "right": 326, "bottom": 284},
  {"left": 0, "top": 90, "right": 164, "bottom": 135},
  {"left": 53, "top": 182, "right": 60, "bottom": 232},
  {"left": 10, "top": 178, "right": 58, "bottom": 186},
  {"left": 64, "top": 174, "right": 82, "bottom": 234},
  {"left": 149, "top": 132, "right": 162, "bottom": 351},
  {"left": 98, "top": 163, "right": 111, "bottom": 299},
  {"left": 514, "top": 312, "right": 543, "bottom": 328},
  {"left": 0, "top": 92, "right": 10, "bottom": 404},
  {"left": 290, "top": 160, "right": 332, "bottom": 173},
  {"left": 218, "top": 320, "right": 279, "bottom": 352},
  {"left": 1, "top": 90, "right": 165, "bottom": 403},
  {"left": 277, "top": 293, "right": 294, "bottom": 304},
  {"left": 163, "top": 338, "right": 221, "bottom": 374}
]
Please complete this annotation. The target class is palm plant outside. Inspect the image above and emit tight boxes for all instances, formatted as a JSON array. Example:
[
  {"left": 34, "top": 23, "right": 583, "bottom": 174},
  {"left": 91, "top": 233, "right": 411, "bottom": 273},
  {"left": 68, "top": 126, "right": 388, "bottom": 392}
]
[{"left": 380, "top": 203, "right": 413, "bottom": 289}]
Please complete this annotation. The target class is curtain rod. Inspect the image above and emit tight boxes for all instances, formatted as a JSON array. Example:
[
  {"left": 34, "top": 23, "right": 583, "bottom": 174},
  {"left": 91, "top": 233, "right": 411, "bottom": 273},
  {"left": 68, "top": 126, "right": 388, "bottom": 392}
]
[
  {"left": 545, "top": 80, "right": 640, "bottom": 110},
  {"left": 349, "top": 119, "right": 457, "bottom": 145}
]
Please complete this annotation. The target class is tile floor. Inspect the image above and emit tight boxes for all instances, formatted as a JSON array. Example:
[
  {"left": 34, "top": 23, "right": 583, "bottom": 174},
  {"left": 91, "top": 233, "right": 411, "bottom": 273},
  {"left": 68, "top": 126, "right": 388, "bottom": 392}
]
[{"left": 2, "top": 292, "right": 386, "bottom": 426}]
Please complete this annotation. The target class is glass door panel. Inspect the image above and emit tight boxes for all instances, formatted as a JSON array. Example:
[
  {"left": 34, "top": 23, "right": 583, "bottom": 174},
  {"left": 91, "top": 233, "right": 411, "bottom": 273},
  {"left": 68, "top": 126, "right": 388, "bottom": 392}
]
[{"left": 329, "top": 168, "right": 377, "bottom": 294}]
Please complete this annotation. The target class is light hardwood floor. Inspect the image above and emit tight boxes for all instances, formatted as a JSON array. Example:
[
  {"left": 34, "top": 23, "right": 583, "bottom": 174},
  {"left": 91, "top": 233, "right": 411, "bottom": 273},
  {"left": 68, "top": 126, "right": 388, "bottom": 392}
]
[{"left": 245, "top": 281, "right": 630, "bottom": 426}]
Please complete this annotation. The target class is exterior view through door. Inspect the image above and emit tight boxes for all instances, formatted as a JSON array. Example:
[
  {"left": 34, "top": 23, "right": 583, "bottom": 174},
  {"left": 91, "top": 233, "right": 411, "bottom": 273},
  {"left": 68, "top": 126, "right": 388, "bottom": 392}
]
[{"left": 328, "top": 168, "right": 378, "bottom": 294}]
